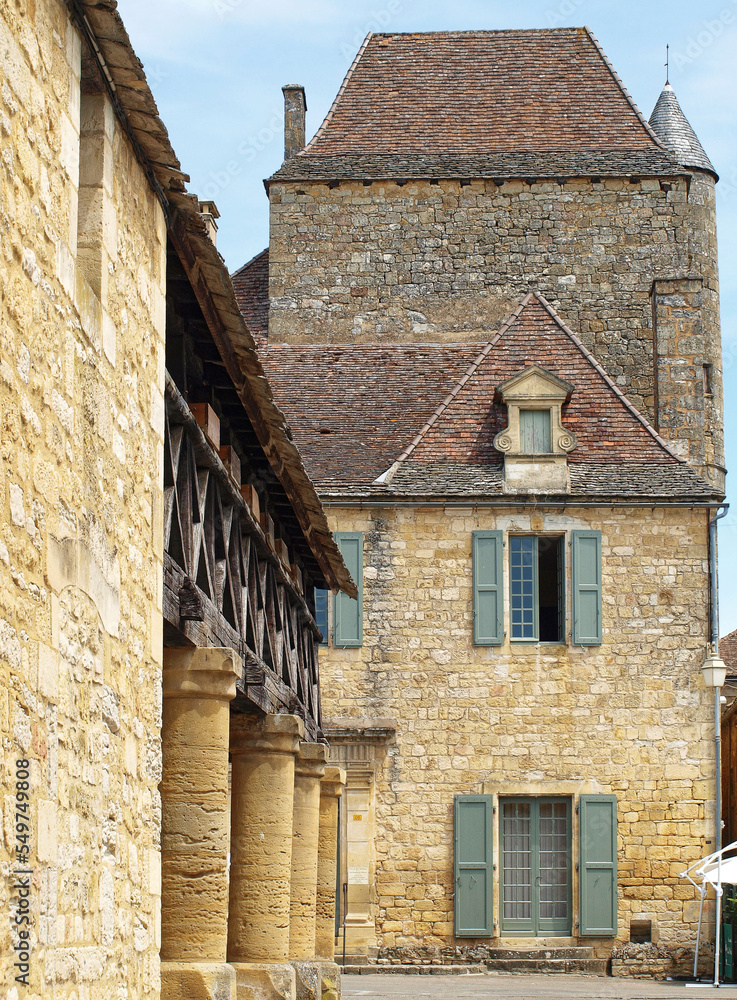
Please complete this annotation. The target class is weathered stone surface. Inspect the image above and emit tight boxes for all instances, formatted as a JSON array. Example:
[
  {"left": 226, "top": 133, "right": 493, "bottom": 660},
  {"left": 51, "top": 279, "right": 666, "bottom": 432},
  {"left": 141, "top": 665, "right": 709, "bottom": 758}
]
[
  {"left": 0, "top": 1, "right": 166, "bottom": 994},
  {"left": 161, "top": 648, "right": 240, "bottom": 962},
  {"left": 228, "top": 714, "right": 304, "bottom": 964},
  {"left": 316, "top": 768, "right": 345, "bottom": 960},
  {"left": 231, "top": 961, "right": 297, "bottom": 1000},
  {"left": 161, "top": 962, "right": 237, "bottom": 1000},
  {"left": 290, "top": 743, "right": 327, "bottom": 960}
]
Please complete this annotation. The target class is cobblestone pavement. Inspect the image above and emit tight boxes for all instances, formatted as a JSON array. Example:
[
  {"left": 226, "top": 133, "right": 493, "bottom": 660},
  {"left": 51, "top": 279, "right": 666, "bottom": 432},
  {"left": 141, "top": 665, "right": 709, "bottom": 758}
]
[{"left": 342, "top": 972, "right": 737, "bottom": 1000}]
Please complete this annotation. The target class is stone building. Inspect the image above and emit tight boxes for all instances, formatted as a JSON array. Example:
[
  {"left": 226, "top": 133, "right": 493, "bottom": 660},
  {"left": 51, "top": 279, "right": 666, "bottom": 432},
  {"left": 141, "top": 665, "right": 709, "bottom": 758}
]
[
  {"left": 235, "top": 28, "right": 727, "bottom": 976},
  {"left": 1, "top": 3, "right": 352, "bottom": 1000}
]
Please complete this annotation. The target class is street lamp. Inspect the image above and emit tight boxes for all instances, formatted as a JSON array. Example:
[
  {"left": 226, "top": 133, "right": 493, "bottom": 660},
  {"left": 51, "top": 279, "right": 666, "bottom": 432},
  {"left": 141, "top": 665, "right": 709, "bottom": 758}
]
[{"left": 702, "top": 655, "right": 727, "bottom": 690}]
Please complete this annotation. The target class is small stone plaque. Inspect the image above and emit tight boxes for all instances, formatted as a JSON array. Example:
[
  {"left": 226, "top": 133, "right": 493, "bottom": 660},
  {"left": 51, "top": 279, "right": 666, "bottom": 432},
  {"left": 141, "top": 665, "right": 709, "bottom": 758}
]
[{"left": 348, "top": 866, "right": 369, "bottom": 885}]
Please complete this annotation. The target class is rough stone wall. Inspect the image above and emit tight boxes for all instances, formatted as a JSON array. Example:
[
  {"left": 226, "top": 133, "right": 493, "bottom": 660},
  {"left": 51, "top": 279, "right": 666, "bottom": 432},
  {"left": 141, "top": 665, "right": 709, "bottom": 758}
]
[
  {"left": 1, "top": 3, "right": 166, "bottom": 997},
  {"left": 268, "top": 173, "right": 723, "bottom": 480},
  {"left": 320, "top": 505, "right": 713, "bottom": 960}
]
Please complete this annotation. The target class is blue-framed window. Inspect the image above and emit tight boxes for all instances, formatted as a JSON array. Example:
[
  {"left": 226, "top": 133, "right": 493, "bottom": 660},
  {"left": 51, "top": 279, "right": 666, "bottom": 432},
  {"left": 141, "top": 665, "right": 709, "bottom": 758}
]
[{"left": 314, "top": 588, "right": 328, "bottom": 645}]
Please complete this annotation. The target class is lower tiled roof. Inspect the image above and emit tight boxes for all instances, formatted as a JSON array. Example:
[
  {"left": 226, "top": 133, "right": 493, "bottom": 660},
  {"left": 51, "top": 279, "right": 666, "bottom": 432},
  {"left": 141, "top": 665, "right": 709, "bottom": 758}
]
[
  {"left": 256, "top": 292, "right": 721, "bottom": 503},
  {"left": 231, "top": 249, "right": 269, "bottom": 344},
  {"left": 259, "top": 344, "right": 481, "bottom": 486},
  {"left": 318, "top": 462, "right": 717, "bottom": 501}
]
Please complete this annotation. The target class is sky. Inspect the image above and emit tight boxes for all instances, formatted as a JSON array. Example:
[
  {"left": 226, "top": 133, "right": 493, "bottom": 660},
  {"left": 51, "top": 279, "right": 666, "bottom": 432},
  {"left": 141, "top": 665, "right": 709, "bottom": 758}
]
[{"left": 117, "top": 0, "right": 737, "bottom": 635}]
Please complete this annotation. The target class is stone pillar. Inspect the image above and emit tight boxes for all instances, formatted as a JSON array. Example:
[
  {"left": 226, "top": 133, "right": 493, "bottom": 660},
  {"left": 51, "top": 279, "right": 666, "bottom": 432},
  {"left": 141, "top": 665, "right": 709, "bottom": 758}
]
[
  {"left": 160, "top": 646, "right": 241, "bottom": 1000},
  {"left": 228, "top": 713, "right": 303, "bottom": 1000},
  {"left": 315, "top": 767, "right": 345, "bottom": 961},
  {"left": 290, "top": 743, "right": 327, "bottom": 959}
]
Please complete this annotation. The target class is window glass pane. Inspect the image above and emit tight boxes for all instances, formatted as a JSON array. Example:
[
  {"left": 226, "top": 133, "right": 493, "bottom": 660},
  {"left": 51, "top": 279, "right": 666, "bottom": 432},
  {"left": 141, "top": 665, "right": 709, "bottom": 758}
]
[
  {"left": 520, "top": 409, "right": 551, "bottom": 453},
  {"left": 314, "top": 588, "right": 328, "bottom": 645},
  {"left": 502, "top": 802, "right": 532, "bottom": 920},
  {"left": 510, "top": 537, "right": 536, "bottom": 640}
]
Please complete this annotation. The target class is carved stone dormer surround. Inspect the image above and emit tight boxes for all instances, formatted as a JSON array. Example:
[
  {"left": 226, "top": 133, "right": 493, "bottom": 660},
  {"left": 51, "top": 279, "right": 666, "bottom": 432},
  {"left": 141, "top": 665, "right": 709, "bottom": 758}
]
[{"left": 493, "top": 364, "right": 577, "bottom": 492}]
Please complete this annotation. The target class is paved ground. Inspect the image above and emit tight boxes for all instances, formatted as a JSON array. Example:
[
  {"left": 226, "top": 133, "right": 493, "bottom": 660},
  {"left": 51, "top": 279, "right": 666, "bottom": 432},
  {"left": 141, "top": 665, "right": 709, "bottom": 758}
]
[{"left": 342, "top": 972, "right": 737, "bottom": 1000}]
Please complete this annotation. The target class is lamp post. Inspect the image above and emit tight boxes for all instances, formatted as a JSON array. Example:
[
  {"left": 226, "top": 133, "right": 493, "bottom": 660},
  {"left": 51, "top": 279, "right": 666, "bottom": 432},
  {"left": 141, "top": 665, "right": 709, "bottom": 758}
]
[{"left": 703, "top": 654, "right": 727, "bottom": 986}]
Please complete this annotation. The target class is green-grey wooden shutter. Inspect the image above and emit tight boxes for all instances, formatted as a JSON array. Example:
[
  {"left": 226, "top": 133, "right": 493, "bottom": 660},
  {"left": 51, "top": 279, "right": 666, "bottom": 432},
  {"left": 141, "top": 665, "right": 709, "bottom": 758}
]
[
  {"left": 579, "top": 794, "right": 617, "bottom": 936},
  {"left": 520, "top": 409, "right": 552, "bottom": 453},
  {"left": 454, "top": 795, "right": 493, "bottom": 937},
  {"left": 334, "top": 532, "right": 363, "bottom": 647},
  {"left": 572, "top": 530, "right": 602, "bottom": 645},
  {"left": 472, "top": 531, "right": 503, "bottom": 645}
]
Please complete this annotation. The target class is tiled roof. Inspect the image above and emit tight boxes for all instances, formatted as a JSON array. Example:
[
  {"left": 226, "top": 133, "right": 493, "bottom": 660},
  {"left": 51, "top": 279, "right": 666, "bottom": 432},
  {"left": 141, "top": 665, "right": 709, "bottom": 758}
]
[
  {"left": 649, "top": 84, "right": 716, "bottom": 178},
  {"left": 269, "top": 149, "right": 681, "bottom": 183},
  {"left": 306, "top": 29, "right": 662, "bottom": 156},
  {"left": 232, "top": 249, "right": 269, "bottom": 344},
  {"left": 722, "top": 628, "right": 737, "bottom": 673},
  {"left": 258, "top": 344, "right": 481, "bottom": 487},
  {"left": 257, "top": 293, "right": 720, "bottom": 501},
  {"left": 398, "top": 292, "right": 679, "bottom": 470},
  {"left": 376, "top": 462, "right": 717, "bottom": 500}
]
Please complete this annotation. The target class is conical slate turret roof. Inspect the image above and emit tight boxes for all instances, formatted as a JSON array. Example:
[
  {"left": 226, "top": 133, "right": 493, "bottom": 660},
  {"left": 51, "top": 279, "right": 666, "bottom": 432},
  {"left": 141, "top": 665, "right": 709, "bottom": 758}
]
[{"left": 649, "top": 83, "right": 716, "bottom": 177}]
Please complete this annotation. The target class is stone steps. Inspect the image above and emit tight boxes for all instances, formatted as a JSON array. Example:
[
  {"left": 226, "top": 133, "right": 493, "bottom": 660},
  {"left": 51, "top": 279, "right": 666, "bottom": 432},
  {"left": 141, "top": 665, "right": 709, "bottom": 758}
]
[
  {"left": 341, "top": 963, "right": 487, "bottom": 975},
  {"left": 485, "top": 947, "right": 607, "bottom": 976}
]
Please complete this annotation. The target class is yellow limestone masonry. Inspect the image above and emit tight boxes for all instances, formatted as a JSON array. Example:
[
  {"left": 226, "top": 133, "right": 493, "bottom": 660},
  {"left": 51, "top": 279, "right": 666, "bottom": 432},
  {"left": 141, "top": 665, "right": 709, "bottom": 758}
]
[
  {"left": 321, "top": 504, "right": 714, "bottom": 964},
  {"left": 1, "top": 1, "right": 166, "bottom": 996}
]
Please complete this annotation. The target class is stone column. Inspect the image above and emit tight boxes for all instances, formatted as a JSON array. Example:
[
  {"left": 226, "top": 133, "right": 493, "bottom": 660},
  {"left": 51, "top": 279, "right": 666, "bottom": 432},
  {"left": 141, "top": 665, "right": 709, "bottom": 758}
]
[
  {"left": 290, "top": 743, "right": 327, "bottom": 959},
  {"left": 160, "top": 646, "right": 241, "bottom": 1000},
  {"left": 315, "top": 767, "right": 346, "bottom": 961},
  {"left": 228, "top": 713, "right": 303, "bottom": 1000}
]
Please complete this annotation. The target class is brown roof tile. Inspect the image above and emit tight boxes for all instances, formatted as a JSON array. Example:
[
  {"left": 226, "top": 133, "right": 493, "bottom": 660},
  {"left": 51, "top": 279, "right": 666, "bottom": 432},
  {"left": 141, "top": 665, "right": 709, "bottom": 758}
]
[
  {"left": 722, "top": 628, "right": 737, "bottom": 673},
  {"left": 258, "top": 344, "right": 480, "bottom": 487},
  {"left": 300, "top": 28, "right": 663, "bottom": 159},
  {"left": 232, "top": 249, "right": 269, "bottom": 344}
]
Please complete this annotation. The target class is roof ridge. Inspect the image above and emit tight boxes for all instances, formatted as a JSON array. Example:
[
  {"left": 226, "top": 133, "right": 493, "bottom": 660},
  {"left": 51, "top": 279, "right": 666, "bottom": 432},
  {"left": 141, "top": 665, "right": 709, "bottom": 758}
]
[
  {"left": 303, "top": 32, "right": 374, "bottom": 154},
  {"left": 231, "top": 246, "right": 268, "bottom": 278},
  {"left": 374, "top": 295, "right": 534, "bottom": 483},
  {"left": 529, "top": 289, "right": 684, "bottom": 462},
  {"left": 582, "top": 26, "right": 667, "bottom": 152}
]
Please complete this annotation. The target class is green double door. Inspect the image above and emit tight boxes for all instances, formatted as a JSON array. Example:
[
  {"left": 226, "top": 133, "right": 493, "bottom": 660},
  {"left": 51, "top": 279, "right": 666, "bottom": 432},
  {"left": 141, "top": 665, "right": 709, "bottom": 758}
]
[{"left": 500, "top": 798, "right": 572, "bottom": 936}]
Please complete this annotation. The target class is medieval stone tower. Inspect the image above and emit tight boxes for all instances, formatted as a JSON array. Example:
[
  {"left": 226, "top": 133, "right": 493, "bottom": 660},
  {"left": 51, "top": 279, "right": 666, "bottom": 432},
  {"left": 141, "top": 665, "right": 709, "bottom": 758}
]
[{"left": 251, "top": 28, "right": 723, "bottom": 490}]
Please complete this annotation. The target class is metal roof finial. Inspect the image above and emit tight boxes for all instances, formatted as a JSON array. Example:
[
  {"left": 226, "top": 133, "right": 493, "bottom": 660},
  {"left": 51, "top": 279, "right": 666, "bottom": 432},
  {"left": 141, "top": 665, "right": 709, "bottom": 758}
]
[{"left": 665, "top": 43, "right": 669, "bottom": 85}]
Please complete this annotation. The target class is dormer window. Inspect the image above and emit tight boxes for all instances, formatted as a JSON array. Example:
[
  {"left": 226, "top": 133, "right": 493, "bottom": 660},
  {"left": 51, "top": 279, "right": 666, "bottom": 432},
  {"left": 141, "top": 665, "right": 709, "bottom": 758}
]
[{"left": 493, "top": 365, "right": 577, "bottom": 492}]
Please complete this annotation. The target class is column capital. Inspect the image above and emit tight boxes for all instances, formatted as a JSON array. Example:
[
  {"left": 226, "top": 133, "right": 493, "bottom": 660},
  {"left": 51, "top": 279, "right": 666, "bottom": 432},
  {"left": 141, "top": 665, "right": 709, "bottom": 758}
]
[
  {"left": 320, "top": 766, "right": 346, "bottom": 799},
  {"left": 295, "top": 741, "right": 327, "bottom": 781},
  {"left": 163, "top": 646, "right": 241, "bottom": 702},
  {"left": 230, "top": 712, "right": 304, "bottom": 756}
]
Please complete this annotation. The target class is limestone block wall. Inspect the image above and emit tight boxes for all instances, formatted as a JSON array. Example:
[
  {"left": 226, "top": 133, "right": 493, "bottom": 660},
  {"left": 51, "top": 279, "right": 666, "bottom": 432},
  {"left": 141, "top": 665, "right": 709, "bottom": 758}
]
[
  {"left": 268, "top": 174, "right": 723, "bottom": 479},
  {"left": 319, "top": 505, "right": 714, "bottom": 959},
  {"left": 0, "top": 2, "right": 166, "bottom": 996}
]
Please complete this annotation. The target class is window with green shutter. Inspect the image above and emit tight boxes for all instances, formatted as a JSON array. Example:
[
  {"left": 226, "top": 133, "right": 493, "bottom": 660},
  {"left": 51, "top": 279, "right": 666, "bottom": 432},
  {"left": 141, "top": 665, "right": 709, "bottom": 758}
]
[
  {"left": 333, "top": 532, "right": 363, "bottom": 647},
  {"left": 571, "top": 531, "right": 602, "bottom": 645},
  {"left": 579, "top": 794, "right": 618, "bottom": 936},
  {"left": 454, "top": 795, "right": 494, "bottom": 936},
  {"left": 472, "top": 531, "right": 504, "bottom": 645}
]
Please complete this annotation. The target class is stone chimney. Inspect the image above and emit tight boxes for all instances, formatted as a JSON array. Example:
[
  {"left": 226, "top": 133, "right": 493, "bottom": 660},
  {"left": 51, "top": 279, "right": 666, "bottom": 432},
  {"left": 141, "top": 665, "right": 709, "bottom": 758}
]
[
  {"left": 282, "top": 85, "right": 307, "bottom": 160},
  {"left": 198, "top": 200, "right": 220, "bottom": 245}
]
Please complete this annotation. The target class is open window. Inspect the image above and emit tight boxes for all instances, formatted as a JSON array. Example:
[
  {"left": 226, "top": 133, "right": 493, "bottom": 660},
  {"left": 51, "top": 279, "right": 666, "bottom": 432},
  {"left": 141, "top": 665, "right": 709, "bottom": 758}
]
[{"left": 509, "top": 535, "right": 564, "bottom": 643}]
